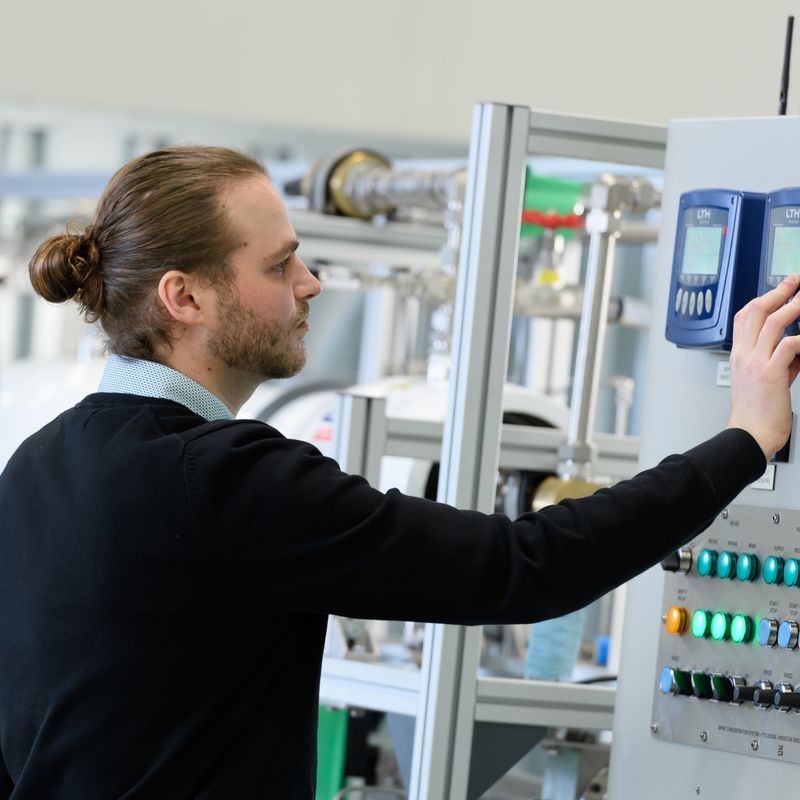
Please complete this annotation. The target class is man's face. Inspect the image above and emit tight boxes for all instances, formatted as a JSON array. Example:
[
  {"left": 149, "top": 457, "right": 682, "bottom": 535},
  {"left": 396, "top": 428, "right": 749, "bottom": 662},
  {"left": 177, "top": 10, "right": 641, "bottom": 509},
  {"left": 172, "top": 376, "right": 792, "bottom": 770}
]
[{"left": 207, "top": 176, "right": 321, "bottom": 380}]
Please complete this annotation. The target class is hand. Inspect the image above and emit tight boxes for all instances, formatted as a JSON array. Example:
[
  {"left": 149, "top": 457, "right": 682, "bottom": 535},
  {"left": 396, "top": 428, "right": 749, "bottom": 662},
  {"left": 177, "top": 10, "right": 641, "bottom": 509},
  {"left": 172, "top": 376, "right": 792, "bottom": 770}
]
[{"left": 727, "top": 274, "right": 800, "bottom": 459}]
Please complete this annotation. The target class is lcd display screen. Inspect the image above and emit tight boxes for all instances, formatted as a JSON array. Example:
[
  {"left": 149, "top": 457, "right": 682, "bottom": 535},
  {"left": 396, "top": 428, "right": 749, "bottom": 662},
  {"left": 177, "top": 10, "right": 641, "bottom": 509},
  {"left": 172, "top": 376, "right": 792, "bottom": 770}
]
[
  {"left": 771, "top": 225, "right": 800, "bottom": 277},
  {"left": 681, "top": 225, "right": 723, "bottom": 277}
]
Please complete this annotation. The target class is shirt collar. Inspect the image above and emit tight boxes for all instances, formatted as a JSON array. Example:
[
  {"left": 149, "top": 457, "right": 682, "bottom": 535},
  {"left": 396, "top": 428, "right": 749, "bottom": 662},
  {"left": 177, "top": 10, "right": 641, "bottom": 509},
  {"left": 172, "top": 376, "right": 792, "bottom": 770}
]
[{"left": 98, "top": 355, "right": 234, "bottom": 422}]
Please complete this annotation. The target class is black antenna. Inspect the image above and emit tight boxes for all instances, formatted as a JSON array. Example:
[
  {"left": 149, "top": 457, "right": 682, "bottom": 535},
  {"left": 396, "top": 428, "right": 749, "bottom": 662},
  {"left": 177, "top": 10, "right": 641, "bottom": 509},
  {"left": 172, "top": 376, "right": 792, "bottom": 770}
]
[{"left": 779, "top": 15, "right": 794, "bottom": 115}]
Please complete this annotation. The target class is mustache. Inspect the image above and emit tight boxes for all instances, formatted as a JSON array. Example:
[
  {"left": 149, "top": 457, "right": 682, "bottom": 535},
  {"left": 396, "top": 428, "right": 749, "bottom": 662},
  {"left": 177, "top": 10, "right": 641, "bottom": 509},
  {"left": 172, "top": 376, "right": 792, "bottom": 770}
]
[{"left": 294, "top": 301, "right": 310, "bottom": 325}]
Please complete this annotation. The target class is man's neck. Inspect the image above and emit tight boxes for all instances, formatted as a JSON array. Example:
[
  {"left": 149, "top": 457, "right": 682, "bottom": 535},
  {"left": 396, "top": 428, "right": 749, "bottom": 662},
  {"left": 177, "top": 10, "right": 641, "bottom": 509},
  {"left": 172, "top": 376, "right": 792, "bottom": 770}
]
[{"left": 156, "top": 350, "right": 260, "bottom": 416}]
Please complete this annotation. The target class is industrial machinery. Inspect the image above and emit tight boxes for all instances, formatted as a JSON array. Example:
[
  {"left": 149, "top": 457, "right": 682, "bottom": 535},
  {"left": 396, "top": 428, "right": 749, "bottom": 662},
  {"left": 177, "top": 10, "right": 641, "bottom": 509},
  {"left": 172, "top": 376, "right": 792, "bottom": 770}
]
[{"left": 609, "top": 116, "right": 800, "bottom": 799}]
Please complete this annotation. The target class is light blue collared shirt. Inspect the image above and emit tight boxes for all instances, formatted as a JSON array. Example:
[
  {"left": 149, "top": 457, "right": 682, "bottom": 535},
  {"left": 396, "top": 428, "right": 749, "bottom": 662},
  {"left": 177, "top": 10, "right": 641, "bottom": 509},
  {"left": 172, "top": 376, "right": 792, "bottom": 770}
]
[{"left": 98, "top": 355, "right": 234, "bottom": 422}]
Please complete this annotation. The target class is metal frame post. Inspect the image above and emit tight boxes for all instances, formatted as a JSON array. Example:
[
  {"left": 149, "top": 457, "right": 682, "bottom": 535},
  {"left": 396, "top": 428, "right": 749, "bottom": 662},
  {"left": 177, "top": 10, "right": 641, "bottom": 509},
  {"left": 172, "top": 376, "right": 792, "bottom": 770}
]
[{"left": 407, "top": 102, "right": 530, "bottom": 800}]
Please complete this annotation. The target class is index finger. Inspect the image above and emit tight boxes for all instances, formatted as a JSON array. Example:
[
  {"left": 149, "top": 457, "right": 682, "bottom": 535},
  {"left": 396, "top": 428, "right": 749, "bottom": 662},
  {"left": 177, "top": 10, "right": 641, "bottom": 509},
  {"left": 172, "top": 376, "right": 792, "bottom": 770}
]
[{"left": 737, "top": 274, "right": 800, "bottom": 352}]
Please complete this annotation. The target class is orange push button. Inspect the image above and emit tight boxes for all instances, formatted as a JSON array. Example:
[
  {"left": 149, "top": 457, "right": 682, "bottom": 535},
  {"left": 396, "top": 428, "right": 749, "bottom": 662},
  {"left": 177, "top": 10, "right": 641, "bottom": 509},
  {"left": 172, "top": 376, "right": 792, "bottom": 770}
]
[{"left": 666, "top": 605, "right": 688, "bottom": 635}]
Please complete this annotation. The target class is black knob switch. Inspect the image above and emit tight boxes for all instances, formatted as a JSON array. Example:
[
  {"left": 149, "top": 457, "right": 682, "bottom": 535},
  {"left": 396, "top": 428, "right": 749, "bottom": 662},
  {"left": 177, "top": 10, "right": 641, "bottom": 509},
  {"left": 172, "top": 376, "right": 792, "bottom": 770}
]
[
  {"left": 732, "top": 684, "right": 757, "bottom": 704},
  {"left": 753, "top": 680, "right": 776, "bottom": 708},
  {"left": 691, "top": 670, "right": 713, "bottom": 699},
  {"left": 775, "top": 691, "right": 800, "bottom": 711},
  {"left": 661, "top": 547, "right": 693, "bottom": 574},
  {"left": 711, "top": 674, "right": 733, "bottom": 702}
]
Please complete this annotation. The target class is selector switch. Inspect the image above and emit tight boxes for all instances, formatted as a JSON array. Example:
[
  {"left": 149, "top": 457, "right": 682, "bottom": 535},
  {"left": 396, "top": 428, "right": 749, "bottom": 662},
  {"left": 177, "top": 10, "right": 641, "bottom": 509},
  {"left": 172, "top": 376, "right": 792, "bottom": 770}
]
[
  {"left": 729, "top": 676, "right": 747, "bottom": 705},
  {"left": 774, "top": 688, "right": 800, "bottom": 712},
  {"left": 691, "top": 670, "right": 713, "bottom": 699},
  {"left": 773, "top": 683, "right": 795, "bottom": 712},
  {"left": 716, "top": 551, "right": 737, "bottom": 580},
  {"left": 758, "top": 617, "right": 779, "bottom": 647},
  {"left": 660, "top": 666, "right": 693, "bottom": 696},
  {"left": 660, "top": 547, "right": 693, "bottom": 574},
  {"left": 736, "top": 553, "right": 759, "bottom": 582},
  {"left": 778, "top": 619, "right": 799, "bottom": 650},
  {"left": 697, "top": 549, "right": 717, "bottom": 577},
  {"left": 785, "top": 558, "right": 800, "bottom": 588},
  {"left": 764, "top": 555, "right": 784, "bottom": 585},
  {"left": 732, "top": 683, "right": 758, "bottom": 704},
  {"left": 752, "top": 680, "right": 776, "bottom": 709},
  {"left": 710, "top": 673, "right": 733, "bottom": 702}
]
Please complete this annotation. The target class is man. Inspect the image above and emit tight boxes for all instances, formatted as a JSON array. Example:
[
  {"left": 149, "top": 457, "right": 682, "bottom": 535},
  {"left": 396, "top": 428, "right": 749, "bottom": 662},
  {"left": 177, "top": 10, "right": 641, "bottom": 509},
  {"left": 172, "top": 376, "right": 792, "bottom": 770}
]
[{"left": 1, "top": 146, "right": 798, "bottom": 798}]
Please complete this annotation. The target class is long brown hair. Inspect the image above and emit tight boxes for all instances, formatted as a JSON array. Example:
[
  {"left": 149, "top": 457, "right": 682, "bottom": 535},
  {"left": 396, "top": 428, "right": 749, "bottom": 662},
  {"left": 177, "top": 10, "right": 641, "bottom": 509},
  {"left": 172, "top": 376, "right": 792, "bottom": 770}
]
[{"left": 29, "top": 146, "right": 267, "bottom": 359}]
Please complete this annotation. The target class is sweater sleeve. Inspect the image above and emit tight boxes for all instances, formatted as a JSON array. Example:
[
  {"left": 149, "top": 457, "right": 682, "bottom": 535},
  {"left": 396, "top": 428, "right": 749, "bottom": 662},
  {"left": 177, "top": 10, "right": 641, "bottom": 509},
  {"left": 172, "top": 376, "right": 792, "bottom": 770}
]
[{"left": 183, "top": 424, "right": 765, "bottom": 624}]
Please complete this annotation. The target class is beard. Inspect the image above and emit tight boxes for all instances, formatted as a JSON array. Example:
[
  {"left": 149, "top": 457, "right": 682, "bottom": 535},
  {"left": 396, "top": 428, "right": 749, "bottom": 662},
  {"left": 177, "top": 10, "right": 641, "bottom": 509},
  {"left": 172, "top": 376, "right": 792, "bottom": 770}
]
[{"left": 208, "top": 287, "right": 309, "bottom": 380}]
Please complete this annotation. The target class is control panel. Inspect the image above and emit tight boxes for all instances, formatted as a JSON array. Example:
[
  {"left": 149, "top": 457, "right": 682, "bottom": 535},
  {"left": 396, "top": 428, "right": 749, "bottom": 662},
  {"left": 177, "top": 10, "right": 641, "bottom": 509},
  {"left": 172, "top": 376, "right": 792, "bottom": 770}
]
[
  {"left": 665, "top": 189, "right": 765, "bottom": 350},
  {"left": 653, "top": 504, "right": 800, "bottom": 763},
  {"left": 759, "top": 187, "right": 800, "bottom": 336}
]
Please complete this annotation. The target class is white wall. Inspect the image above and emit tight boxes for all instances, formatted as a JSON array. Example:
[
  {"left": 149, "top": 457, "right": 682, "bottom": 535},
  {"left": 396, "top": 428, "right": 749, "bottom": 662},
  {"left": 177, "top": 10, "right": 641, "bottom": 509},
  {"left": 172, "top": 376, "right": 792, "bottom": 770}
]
[{"left": 2, "top": 0, "right": 798, "bottom": 143}]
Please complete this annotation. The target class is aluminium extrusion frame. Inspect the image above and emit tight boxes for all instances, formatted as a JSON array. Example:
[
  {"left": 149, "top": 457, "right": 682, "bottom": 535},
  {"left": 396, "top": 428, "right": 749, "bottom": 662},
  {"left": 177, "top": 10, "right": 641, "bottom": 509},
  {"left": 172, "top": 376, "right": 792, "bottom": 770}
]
[{"left": 330, "top": 103, "right": 666, "bottom": 799}]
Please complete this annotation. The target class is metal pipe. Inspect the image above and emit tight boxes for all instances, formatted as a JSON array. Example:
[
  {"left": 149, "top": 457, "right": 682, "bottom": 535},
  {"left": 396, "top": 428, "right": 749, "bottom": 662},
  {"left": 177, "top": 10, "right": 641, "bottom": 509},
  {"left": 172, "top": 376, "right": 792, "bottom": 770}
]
[{"left": 559, "top": 208, "right": 617, "bottom": 478}]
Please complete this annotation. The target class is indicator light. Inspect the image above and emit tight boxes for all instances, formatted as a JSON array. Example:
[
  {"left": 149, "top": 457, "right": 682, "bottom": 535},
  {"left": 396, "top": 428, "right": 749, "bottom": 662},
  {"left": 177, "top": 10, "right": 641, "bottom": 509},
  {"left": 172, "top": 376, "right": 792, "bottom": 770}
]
[
  {"left": 764, "top": 556, "right": 784, "bottom": 585},
  {"left": 692, "top": 609, "right": 712, "bottom": 638},
  {"left": 710, "top": 611, "right": 731, "bottom": 641},
  {"left": 665, "top": 606, "right": 687, "bottom": 635},
  {"left": 730, "top": 614, "right": 752, "bottom": 644},
  {"left": 785, "top": 558, "right": 800, "bottom": 587},
  {"left": 697, "top": 549, "right": 717, "bottom": 577},
  {"left": 736, "top": 553, "right": 759, "bottom": 582},
  {"left": 716, "top": 551, "right": 737, "bottom": 579}
]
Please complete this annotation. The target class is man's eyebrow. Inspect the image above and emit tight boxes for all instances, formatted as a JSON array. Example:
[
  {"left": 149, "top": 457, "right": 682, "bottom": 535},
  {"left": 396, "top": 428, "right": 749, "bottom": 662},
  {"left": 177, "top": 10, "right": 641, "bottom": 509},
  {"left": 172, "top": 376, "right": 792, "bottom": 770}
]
[{"left": 264, "top": 240, "right": 300, "bottom": 263}]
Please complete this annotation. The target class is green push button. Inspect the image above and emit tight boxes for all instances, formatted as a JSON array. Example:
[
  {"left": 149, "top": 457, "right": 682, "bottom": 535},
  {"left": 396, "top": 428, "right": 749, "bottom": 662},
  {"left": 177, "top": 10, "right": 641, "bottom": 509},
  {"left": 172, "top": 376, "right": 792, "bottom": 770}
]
[
  {"left": 716, "top": 551, "right": 737, "bottom": 580},
  {"left": 785, "top": 559, "right": 800, "bottom": 588},
  {"left": 736, "top": 553, "right": 759, "bottom": 582},
  {"left": 692, "top": 609, "right": 712, "bottom": 638},
  {"left": 764, "top": 556, "right": 784, "bottom": 586},
  {"left": 697, "top": 549, "right": 717, "bottom": 578},
  {"left": 711, "top": 611, "right": 731, "bottom": 641},
  {"left": 731, "top": 614, "right": 753, "bottom": 644}
]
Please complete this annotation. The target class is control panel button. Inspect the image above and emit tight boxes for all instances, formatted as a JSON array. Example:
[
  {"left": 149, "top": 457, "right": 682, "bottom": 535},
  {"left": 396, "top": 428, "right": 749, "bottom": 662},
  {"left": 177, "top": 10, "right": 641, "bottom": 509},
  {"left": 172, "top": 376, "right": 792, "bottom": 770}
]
[
  {"left": 692, "top": 609, "right": 712, "bottom": 638},
  {"left": 758, "top": 617, "right": 779, "bottom": 647},
  {"left": 764, "top": 555, "right": 784, "bottom": 585},
  {"left": 732, "top": 682, "right": 757, "bottom": 704},
  {"left": 691, "top": 670, "right": 713, "bottom": 699},
  {"left": 773, "top": 683, "right": 795, "bottom": 712},
  {"left": 689, "top": 292, "right": 697, "bottom": 316},
  {"left": 705, "top": 289, "right": 713, "bottom": 314},
  {"left": 778, "top": 619, "right": 799, "bottom": 649},
  {"left": 675, "top": 289, "right": 683, "bottom": 313},
  {"left": 681, "top": 291, "right": 689, "bottom": 315},
  {"left": 753, "top": 681, "right": 777, "bottom": 708},
  {"left": 729, "top": 676, "right": 747, "bottom": 705},
  {"left": 660, "top": 666, "right": 692, "bottom": 696},
  {"left": 785, "top": 558, "right": 800, "bottom": 588},
  {"left": 710, "top": 673, "right": 733, "bottom": 702},
  {"left": 736, "top": 552, "right": 759, "bottom": 582},
  {"left": 716, "top": 551, "right": 737, "bottom": 580},
  {"left": 710, "top": 611, "right": 731, "bottom": 641},
  {"left": 730, "top": 613, "right": 753, "bottom": 644},
  {"left": 697, "top": 549, "right": 717, "bottom": 577},
  {"left": 660, "top": 547, "right": 693, "bottom": 574},
  {"left": 665, "top": 606, "right": 687, "bottom": 635},
  {"left": 774, "top": 688, "right": 800, "bottom": 712}
]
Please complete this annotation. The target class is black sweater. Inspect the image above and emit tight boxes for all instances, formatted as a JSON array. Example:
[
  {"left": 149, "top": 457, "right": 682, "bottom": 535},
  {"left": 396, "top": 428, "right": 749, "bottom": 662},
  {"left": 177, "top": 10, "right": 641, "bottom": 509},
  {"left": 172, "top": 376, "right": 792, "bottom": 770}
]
[{"left": 0, "top": 393, "right": 766, "bottom": 798}]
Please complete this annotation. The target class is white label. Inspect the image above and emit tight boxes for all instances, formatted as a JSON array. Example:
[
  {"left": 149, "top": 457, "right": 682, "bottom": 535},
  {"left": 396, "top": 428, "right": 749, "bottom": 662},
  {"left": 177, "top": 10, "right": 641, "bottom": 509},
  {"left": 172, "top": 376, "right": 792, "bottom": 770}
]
[
  {"left": 750, "top": 463, "right": 776, "bottom": 491},
  {"left": 716, "top": 360, "right": 731, "bottom": 387}
]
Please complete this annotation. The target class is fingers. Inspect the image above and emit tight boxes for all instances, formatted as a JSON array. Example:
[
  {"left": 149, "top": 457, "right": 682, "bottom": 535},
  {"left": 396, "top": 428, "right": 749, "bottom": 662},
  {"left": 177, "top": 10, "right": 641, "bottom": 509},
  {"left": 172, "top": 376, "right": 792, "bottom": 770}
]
[
  {"left": 770, "top": 332, "right": 800, "bottom": 372},
  {"left": 754, "top": 284, "right": 800, "bottom": 361},
  {"left": 736, "top": 275, "right": 800, "bottom": 353}
]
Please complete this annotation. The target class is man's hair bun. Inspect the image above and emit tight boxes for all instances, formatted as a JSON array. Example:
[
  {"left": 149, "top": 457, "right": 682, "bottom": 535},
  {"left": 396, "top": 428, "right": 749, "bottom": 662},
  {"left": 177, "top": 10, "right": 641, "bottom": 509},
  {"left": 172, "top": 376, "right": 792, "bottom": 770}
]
[{"left": 28, "top": 227, "right": 103, "bottom": 319}]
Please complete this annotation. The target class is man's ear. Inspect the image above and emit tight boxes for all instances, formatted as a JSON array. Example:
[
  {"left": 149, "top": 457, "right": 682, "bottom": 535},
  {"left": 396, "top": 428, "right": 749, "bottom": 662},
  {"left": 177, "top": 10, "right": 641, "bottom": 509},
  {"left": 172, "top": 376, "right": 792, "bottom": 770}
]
[{"left": 157, "top": 270, "right": 207, "bottom": 326}]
